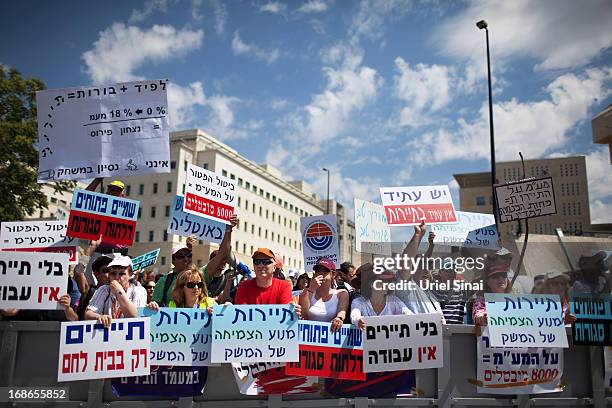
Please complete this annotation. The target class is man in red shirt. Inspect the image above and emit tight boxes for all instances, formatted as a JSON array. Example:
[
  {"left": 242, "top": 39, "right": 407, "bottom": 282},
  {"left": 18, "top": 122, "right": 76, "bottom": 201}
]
[{"left": 235, "top": 248, "right": 293, "bottom": 305}]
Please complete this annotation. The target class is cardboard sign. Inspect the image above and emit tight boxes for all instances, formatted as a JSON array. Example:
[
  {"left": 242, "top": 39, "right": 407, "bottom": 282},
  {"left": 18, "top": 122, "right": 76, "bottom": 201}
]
[
  {"left": 232, "top": 362, "right": 319, "bottom": 395},
  {"left": 0, "top": 251, "right": 69, "bottom": 310},
  {"left": 300, "top": 214, "right": 340, "bottom": 270},
  {"left": 363, "top": 313, "right": 443, "bottom": 373},
  {"left": 494, "top": 176, "right": 556, "bottom": 223},
  {"left": 184, "top": 164, "right": 236, "bottom": 225},
  {"left": 354, "top": 199, "right": 391, "bottom": 256},
  {"left": 58, "top": 318, "right": 150, "bottom": 381},
  {"left": 1, "top": 220, "right": 78, "bottom": 264},
  {"left": 286, "top": 321, "right": 365, "bottom": 380},
  {"left": 379, "top": 185, "right": 457, "bottom": 225},
  {"left": 570, "top": 294, "right": 612, "bottom": 346},
  {"left": 140, "top": 307, "right": 214, "bottom": 366},
  {"left": 112, "top": 366, "right": 208, "bottom": 397},
  {"left": 67, "top": 189, "right": 139, "bottom": 246},
  {"left": 432, "top": 211, "right": 500, "bottom": 250},
  {"left": 485, "top": 294, "right": 568, "bottom": 348},
  {"left": 131, "top": 248, "right": 160, "bottom": 271},
  {"left": 36, "top": 79, "right": 170, "bottom": 182},
  {"left": 211, "top": 305, "right": 299, "bottom": 363},
  {"left": 476, "top": 328, "right": 563, "bottom": 394},
  {"left": 167, "top": 195, "right": 225, "bottom": 244}
]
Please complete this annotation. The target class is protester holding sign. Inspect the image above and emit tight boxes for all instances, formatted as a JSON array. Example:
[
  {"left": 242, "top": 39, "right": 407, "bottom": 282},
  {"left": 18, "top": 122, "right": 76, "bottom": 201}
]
[
  {"left": 472, "top": 264, "right": 512, "bottom": 326},
  {"left": 542, "top": 270, "right": 575, "bottom": 324},
  {"left": 148, "top": 266, "right": 215, "bottom": 312},
  {"left": 299, "top": 258, "right": 349, "bottom": 332}
]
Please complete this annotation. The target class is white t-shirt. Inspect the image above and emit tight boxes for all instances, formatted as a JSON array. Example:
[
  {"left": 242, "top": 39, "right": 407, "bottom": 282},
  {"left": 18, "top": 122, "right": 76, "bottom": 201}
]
[
  {"left": 350, "top": 295, "right": 412, "bottom": 325},
  {"left": 308, "top": 290, "right": 341, "bottom": 322},
  {"left": 87, "top": 283, "right": 147, "bottom": 316}
]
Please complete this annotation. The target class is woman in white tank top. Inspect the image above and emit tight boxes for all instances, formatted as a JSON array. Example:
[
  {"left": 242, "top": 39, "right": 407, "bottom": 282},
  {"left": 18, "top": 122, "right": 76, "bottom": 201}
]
[{"left": 299, "top": 257, "right": 349, "bottom": 332}]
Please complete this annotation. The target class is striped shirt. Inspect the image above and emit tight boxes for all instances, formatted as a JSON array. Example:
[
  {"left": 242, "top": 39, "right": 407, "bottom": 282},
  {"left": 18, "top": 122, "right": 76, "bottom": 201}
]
[{"left": 431, "top": 288, "right": 466, "bottom": 325}]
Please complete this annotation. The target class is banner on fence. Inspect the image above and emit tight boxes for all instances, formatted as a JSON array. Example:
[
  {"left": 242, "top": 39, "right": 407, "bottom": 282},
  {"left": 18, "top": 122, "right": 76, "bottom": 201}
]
[
  {"left": 58, "top": 318, "right": 150, "bottom": 381},
  {"left": 570, "top": 294, "right": 612, "bottom": 346},
  {"left": 379, "top": 185, "right": 457, "bottom": 225},
  {"left": 131, "top": 248, "right": 160, "bottom": 271},
  {"left": 354, "top": 199, "right": 391, "bottom": 256},
  {"left": 111, "top": 366, "right": 208, "bottom": 397},
  {"left": 36, "top": 79, "right": 170, "bottom": 182},
  {"left": 232, "top": 362, "right": 319, "bottom": 395},
  {"left": 184, "top": 164, "right": 236, "bottom": 225},
  {"left": 167, "top": 195, "right": 225, "bottom": 244},
  {"left": 485, "top": 294, "right": 568, "bottom": 348},
  {"left": 432, "top": 211, "right": 500, "bottom": 250},
  {"left": 1, "top": 220, "right": 78, "bottom": 264},
  {"left": 494, "top": 177, "right": 557, "bottom": 223},
  {"left": 300, "top": 214, "right": 340, "bottom": 270}
]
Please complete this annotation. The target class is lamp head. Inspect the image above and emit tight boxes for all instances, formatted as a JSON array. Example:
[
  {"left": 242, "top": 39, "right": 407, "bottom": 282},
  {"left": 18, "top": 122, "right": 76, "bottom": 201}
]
[{"left": 476, "top": 20, "right": 488, "bottom": 30}]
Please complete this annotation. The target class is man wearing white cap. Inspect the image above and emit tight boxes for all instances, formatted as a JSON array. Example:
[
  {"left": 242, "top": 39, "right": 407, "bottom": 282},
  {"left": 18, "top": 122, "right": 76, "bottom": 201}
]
[{"left": 85, "top": 255, "right": 147, "bottom": 328}]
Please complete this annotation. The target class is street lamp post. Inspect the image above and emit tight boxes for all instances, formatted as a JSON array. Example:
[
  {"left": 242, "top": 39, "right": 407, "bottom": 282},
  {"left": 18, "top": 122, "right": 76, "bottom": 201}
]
[
  {"left": 477, "top": 19, "right": 499, "bottom": 227},
  {"left": 322, "top": 168, "right": 330, "bottom": 214}
]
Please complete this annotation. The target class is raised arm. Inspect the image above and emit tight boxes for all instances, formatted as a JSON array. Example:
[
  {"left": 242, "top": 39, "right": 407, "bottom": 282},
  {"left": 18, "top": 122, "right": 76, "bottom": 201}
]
[{"left": 398, "top": 221, "right": 427, "bottom": 280}]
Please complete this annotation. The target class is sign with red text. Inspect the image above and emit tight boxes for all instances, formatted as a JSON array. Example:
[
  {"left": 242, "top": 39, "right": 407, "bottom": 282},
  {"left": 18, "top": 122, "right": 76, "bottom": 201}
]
[
  {"left": 184, "top": 164, "right": 236, "bottom": 225},
  {"left": 67, "top": 189, "right": 139, "bottom": 246},
  {"left": 1, "top": 220, "right": 78, "bottom": 264},
  {"left": 0, "top": 251, "right": 68, "bottom": 310},
  {"left": 232, "top": 362, "right": 319, "bottom": 395},
  {"left": 58, "top": 318, "right": 150, "bottom": 381},
  {"left": 380, "top": 185, "right": 457, "bottom": 225}
]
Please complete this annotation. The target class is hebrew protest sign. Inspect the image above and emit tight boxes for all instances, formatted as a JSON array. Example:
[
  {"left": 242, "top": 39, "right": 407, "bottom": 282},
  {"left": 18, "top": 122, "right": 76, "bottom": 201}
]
[
  {"left": 232, "top": 362, "right": 318, "bottom": 395},
  {"left": 379, "top": 185, "right": 457, "bottom": 225},
  {"left": 570, "top": 294, "right": 612, "bottom": 346},
  {"left": 184, "top": 164, "right": 236, "bottom": 225},
  {"left": 131, "top": 248, "right": 160, "bottom": 272},
  {"left": 432, "top": 211, "right": 500, "bottom": 250},
  {"left": 67, "top": 189, "right": 139, "bottom": 246},
  {"left": 1, "top": 220, "right": 78, "bottom": 264},
  {"left": 211, "top": 305, "right": 299, "bottom": 363},
  {"left": 476, "top": 327, "right": 563, "bottom": 394},
  {"left": 167, "top": 195, "right": 225, "bottom": 244},
  {"left": 363, "top": 313, "right": 443, "bottom": 373},
  {"left": 140, "top": 307, "right": 213, "bottom": 366},
  {"left": 36, "top": 79, "right": 170, "bottom": 182},
  {"left": 354, "top": 199, "right": 391, "bottom": 256},
  {"left": 300, "top": 214, "right": 340, "bottom": 270},
  {"left": 286, "top": 321, "right": 365, "bottom": 380},
  {"left": 112, "top": 366, "right": 208, "bottom": 398},
  {"left": 494, "top": 176, "right": 556, "bottom": 223},
  {"left": 485, "top": 294, "right": 568, "bottom": 348},
  {"left": 58, "top": 318, "right": 150, "bottom": 381},
  {"left": 0, "top": 251, "right": 69, "bottom": 310}
]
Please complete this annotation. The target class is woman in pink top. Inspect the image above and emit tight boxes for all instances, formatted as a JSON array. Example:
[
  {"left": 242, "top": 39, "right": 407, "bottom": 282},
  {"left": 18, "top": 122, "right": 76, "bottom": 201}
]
[{"left": 472, "top": 264, "right": 511, "bottom": 326}]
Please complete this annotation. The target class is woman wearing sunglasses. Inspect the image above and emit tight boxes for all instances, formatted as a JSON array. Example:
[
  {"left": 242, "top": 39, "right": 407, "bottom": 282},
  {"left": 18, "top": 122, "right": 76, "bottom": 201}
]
[
  {"left": 472, "top": 263, "right": 512, "bottom": 326},
  {"left": 147, "top": 266, "right": 216, "bottom": 313}
]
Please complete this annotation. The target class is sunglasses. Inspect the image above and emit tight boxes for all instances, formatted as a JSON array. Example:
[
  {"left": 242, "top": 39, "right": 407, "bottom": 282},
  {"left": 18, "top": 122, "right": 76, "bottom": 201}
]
[
  {"left": 174, "top": 252, "right": 193, "bottom": 260},
  {"left": 185, "top": 282, "right": 204, "bottom": 289},
  {"left": 146, "top": 285, "right": 155, "bottom": 290},
  {"left": 109, "top": 271, "right": 128, "bottom": 277},
  {"left": 253, "top": 259, "right": 274, "bottom": 266}
]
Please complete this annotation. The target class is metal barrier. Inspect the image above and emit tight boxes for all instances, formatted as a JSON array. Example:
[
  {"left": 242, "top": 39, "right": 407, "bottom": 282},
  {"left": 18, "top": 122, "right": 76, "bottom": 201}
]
[{"left": 1, "top": 321, "right": 610, "bottom": 407}]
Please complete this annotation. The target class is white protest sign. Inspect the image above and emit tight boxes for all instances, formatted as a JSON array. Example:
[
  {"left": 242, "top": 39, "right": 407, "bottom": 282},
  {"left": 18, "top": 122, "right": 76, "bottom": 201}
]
[
  {"left": 363, "top": 313, "right": 443, "bottom": 373},
  {"left": 36, "top": 79, "right": 170, "bottom": 182},
  {"left": 432, "top": 211, "right": 500, "bottom": 250},
  {"left": 476, "top": 327, "right": 563, "bottom": 394},
  {"left": 184, "top": 164, "right": 236, "bottom": 225},
  {"left": 380, "top": 185, "right": 457, "bottom": 225},
  {"left": 58, "top": 318, "right": 150, "bottom": 382},
  {"left": 494, "top": 176, "right": 556, "bottom": 223},
  {"left": 0, "top": 251, "right": 68, "bottom": 310},
  {"left": 1, "top": 220, "right": 78, "bottom": 264},
  {"left": 300, "top": 214, "right": 340, "bottom": 270},
  {"left": 485, "top": 294, "right": 568, "bottom": 348},
  {"left": 354, "top": 199, "right": 391, "bottom": 256},
  {"left": 167, "top": 195, "right": 225, "bottom": 243}
]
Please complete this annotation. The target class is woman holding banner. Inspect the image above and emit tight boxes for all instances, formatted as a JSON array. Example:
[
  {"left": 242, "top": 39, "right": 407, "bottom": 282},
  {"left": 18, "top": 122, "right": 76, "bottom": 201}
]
[
  {"left": 147, "top": 266, "right": 216, "bottom": 313},
  {"left": 472, "top": 263, "right": 511, "bottom": 326}
]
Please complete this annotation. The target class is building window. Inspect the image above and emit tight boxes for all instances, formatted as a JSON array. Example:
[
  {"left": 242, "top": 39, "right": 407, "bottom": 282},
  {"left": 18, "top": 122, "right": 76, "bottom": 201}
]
[
  {"left": 139, "top": 184, "right": 144, "bottom": 195},
  {"left": 243, "top": 243, "right": 247, "bottom": 254},
  {"left": 165, "top": 205, "right": 170, "bottom": 217},
  {"left": 151, "top": 206, "right": 156, "bottom": 218},
  {"left": 238, "top": 178, "right": 243, "bottom": 187},
  {"left": 153, "top": 183, "right": 158, "bottom": 194},
  {"left": 251, "top": 225, "right": 255, "bottom": 234},
  {"left": 163, "top": 231, "right": 168, "bottom": 241},
  {"left": 138, "top": 208, "right": 142, "bottom": 219},
  {"left": 167, "top": 181, "right": 172, "bottom": 193},
  {"left": 244, "top": 222, "right": 248, "bottom": 232},
  {"left": 259, "top": 207, "right": 262, "bottom": 216},
  {"left": 251, "top": 245, "right": 254, "bottom": 255},
  {"left": 161, "top": 256, "right": 166, "bottom": 266},
  {"left": 135, "top": 231, "right": 140, "bottom": 242},
  {"left": 271, "top": 232, "right": 275, "bottom": 241},
  {"left": 265, "top": 229, "right": 268, "bottom": 239},
  {"left": 170, "top": 161, "right": 176, "bottom": 169},
  {"left": 149, "top": 231, "right": 154, "bottom": 242},
  {"left": 246, "top": 181, "right": 250, "bottom": 189},
  {"left": 259, "top": 188, "right": 264, "bottom": 196},
  {"left": 50, "top": 197, "right": 57, "bottom": 203},
  {"left": 230, "top": 174, "right": 236, "bottom": 180},
  {"left": 561, "top": 184, "right": 565, "bottom": 196},
  {"left": 184, "top": 160, "right": 188, "bottom": 171},
  {"left": 245, "top": 200, "right": 249, "bottom": 210},
  {"left": 252, "top": 184, "right": 257, "bottom": 193},
  {"left": 125, "top": 185, "right": 131, "bottom": 196},
  {"left": 238, "top": 197, "right": 241, "bottom": 207},
  {"left": 222, "top": 170, "right": 228, "bottom": 177},
  {"left": 266, "top": 192, "right": 270, "bottom": 199},
  {"left": 252, "top": 203, "right": 256, "bottom": 213},
  {"left": 476, "top": 196, "right": 486, "bottom": 206},
  {"left": 182, "top": 184, "right": 185, "bottom": 194},
  {"left": 258, "top": 227, "right": 262, "bottom": 237},
  {"left": 266, "top": 209, "right": 269, "bottom": 219}
]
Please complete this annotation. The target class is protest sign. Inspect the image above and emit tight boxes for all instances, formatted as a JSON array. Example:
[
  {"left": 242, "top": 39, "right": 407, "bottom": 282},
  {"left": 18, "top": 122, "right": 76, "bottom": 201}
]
[
  {"left": 67, "top": 189, "right": 139, "bottom": 246},
  {"left": 131, "top": 248, "right": 160, "bottom": 271},
  {"left": 300, "top": 214, "right": 340, "bottom": 270},
  {"left": 140, "top": 307, "right": 213, "bottom": 366},
  {"left": 184, "top": 164, "right": 236, "bottom": 225},
  {"left": 211, "top": 305, "right": 299, "bottom": 363},
  {"left": 0, "top": 251, "right": 68, "bottom": 310},
  {"left": 605, "top": 347, "right": 612, "bottom": 388},
  {"left": 570, "top": 294, "right": 612, "bottom": 346},
  {"left": 58, "top": 318, "right": 150, "bottom": 381},
  {"left": 379, "top": 185, "right": 457, "bottom": 225},
  {"left": 494, "top": 177, "right": 556, "bottom": 223},
  {"left": 363, "top": 313, "right": 443, "bottom": 373},
  {"left": 354, "top": 199, "right": 391, "bottom": 256},
  {"left": 432, "top": 211, "right": 500, "bottom": 250},
  {"left": 36, "top": 79, "right": 170, "bottom": 182},
  {"left": 324, "top": 371, "right": 415, "bottom": 398},
  {"left": 485, "top": 294, "right": 568, "bottom": 348},
  {"left": 476, "top": 327, "right": 563, "bottom": 394},
  {"left": 232, "top": 362, "right": 319, "bottom": 395},
  {"left": 286, "top": 321, "right": 365, "bottom": 380},
  {"left": 1, "top": 220, "right": 78, "bottom": 264},
  {"left": 167, "top": 195, "right": 225, "bottom": 243},
  {"left": 112, "top": 366, "right": 208, "bottom": 398}
]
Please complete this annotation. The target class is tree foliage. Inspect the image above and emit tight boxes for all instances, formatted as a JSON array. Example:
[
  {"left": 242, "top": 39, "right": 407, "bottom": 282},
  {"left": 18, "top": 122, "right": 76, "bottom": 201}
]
[{"left": 0, "top": 66, "right": 75, "bottom": 221}]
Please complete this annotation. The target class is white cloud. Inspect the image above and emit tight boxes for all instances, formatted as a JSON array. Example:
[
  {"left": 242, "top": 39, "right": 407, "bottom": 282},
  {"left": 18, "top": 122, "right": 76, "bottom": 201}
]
[
  {"left": 210, "top": 0, "right": 228, "bottom": 35},
  {"left": 349, "top": 0, "right": 410, "bottom": 42},
  {"left": 297, "top": 0, "right": 329, "bottom": 13},
  {"left": 128, "top": 0, "right": 173, "bottom": 23},
  {"left": 270, "top": 98, "right": 289, "bottom": 110},
  {"left": 82, "top": 23, "right": 203, "bottom": 83},
  {"left": 586, "top": 146, "right": 612, "bottom": 201},
  {"left": 231, "top": 31, "right": 280, "bottom": 64},
  {"left": 591, "top": 200, "right": 612, "bottom": 224},
  {"left": 433, "top": 0, "right": 612, "bottom": 71},
  {"left": 167, "top": 82, "right": 206, "bottom": 129},
  {"left": 257, "top": 1, "right": 286, "bottom": 14}
]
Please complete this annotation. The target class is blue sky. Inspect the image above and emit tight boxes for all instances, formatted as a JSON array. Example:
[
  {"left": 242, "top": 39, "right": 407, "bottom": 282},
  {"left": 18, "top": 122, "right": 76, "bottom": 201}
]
[{"left": 2, "top": 0, "right": 611, "bottom": 224}]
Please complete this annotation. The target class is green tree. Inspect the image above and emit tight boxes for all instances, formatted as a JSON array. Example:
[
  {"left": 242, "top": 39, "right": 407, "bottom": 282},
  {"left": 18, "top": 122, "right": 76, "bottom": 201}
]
[{"left": 0, "top": 66, "right": 74, "bottom": 221}]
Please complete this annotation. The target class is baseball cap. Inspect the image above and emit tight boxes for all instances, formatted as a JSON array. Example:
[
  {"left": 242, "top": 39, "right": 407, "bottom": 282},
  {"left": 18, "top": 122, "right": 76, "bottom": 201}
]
[
  {"left": 484, "top": 264, "right": 508, "bottom": 279},
  {"left": 314, "top": 257, "right": 336, "bottom": 272},
  {"left": 172, "top": 244, "right": 189, "bottom": 255},
  {"left": 108, "top": 180, "right": 125, "bottom": 190},
  {"left": 108, "top": 255, "right": 133, "bottom": 269},
  {"left": 545, "top": 270, "right": 569, "bottom": 282},
  {"left": 252, "top": 247, "right": 275, "bottom": 259},
  {"left": 274, "top": 254, "right": 284, "bottom": 269}
]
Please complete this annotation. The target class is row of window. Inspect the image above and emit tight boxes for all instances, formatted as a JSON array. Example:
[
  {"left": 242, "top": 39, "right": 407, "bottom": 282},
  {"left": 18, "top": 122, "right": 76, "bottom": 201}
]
[
  {"left": 475, "top": 196, "right": 493, "bottom": 206},
  {"left": 504, "top": 222, "right": 584, "bottom": 235},
  {"left": 560, "top": 183, "right": 580, "bottom": 197},
  {"left": 560, "top": 163, "right": 579, "bottom": 177},
  {"left": 561, "top": 202, "right": 582, "bottom": 216}
]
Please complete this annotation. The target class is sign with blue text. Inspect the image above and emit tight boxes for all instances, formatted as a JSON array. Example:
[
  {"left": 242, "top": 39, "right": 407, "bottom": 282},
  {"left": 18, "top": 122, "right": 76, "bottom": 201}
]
[
  {"left": 354, "top": 199, "right": 391, "bottom": 256},
  {"left": 432, "top": 211, "right": 500, "bottom": 250},
  {"left": 131, "top": 248, "right": 160, "bottom": 271},
  {"left": 300, "top": 214, "right": 340, "bottom": 270},
  {"left": 570, "top": 293, "right": 612, "bottom": 346},
  {"left": 167, "top": 195, "right": 225, "bottom": 244}
]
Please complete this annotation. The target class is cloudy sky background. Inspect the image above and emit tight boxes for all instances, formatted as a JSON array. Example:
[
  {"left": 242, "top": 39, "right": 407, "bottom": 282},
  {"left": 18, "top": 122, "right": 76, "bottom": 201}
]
[{"left": 2, "top": 0, "right": 611, "bottom": 224}]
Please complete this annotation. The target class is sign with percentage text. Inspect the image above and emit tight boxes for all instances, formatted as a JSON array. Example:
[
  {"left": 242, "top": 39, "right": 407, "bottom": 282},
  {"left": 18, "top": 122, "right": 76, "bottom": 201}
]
[
  {"left": 380, "top": 185, "right": 457, "bottom": 225},
  {"left": 184, "top": 164, "right": 236, "bottom": 225},
  {"left": 36, "top": 79, "right": 171, "bottom": 182}
]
